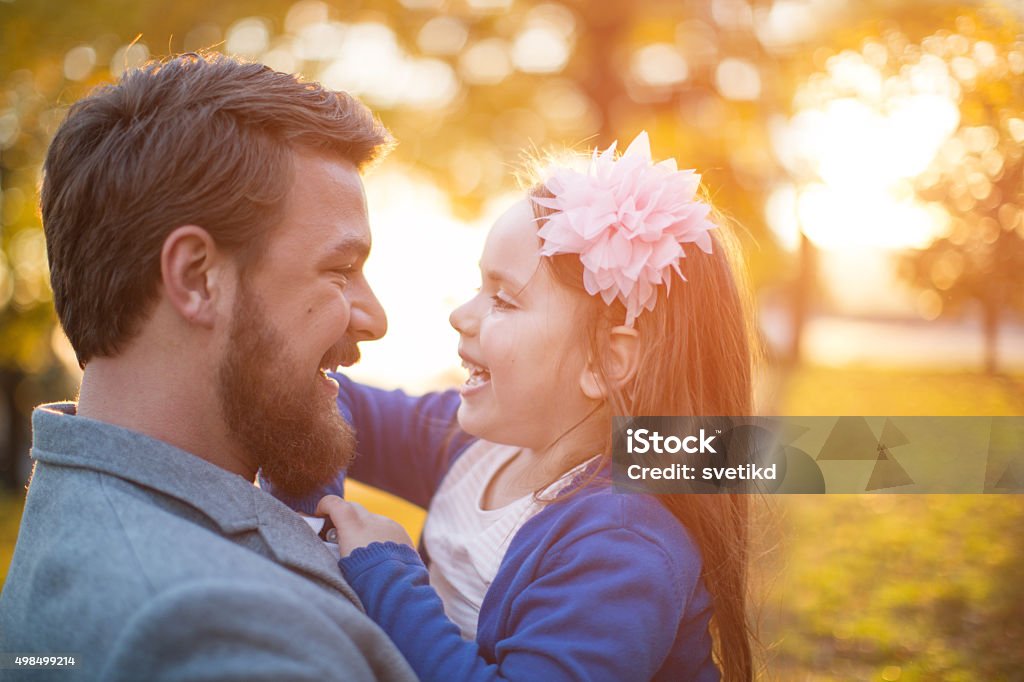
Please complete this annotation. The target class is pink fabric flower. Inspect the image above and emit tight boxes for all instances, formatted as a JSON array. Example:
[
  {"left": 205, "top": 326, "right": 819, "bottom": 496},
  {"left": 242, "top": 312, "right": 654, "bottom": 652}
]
[{"left": 532, "top": 131, "right": 715, "bottom": 326}]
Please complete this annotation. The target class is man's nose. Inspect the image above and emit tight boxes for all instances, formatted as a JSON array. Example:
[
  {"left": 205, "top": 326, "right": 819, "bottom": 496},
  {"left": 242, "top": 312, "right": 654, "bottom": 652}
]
[{"left": 347, "top": 279, "right": 388, "bottom": 341}]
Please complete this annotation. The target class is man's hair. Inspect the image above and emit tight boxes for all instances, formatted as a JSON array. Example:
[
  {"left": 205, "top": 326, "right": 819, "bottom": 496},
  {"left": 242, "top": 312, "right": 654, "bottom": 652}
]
[{"left": 41, "top": 52, "right": 394, "bottom": 366}]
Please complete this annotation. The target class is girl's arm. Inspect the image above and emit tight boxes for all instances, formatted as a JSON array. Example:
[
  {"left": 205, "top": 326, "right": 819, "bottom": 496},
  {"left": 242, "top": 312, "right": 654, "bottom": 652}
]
[
  {"left": 265, "top": 373, "right": 474, "bottom": 513},
  {"left": 333, "top": 495, "right": 704, "bottom": 682},
  {"left": 336, "top": 372, "right": 472, "bottom": 507}
]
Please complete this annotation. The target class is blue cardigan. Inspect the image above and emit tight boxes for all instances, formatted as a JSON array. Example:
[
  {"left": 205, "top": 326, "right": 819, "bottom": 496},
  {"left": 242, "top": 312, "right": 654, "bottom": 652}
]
[{"left": 270, "top": 374, "right": 719, "bottom": 682}]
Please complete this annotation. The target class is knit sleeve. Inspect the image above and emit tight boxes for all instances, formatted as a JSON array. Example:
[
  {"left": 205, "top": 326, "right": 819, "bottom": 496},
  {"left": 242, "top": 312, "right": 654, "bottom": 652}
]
[
  {"left": 487, "top": 526, "right": 696, "bottom": 681},
  {"left": 337, "top": 373, "right": 474, "bottom": 508},
  {"left": 338, "top": 500, "right": 708, "bottom": 682},
  {"left": 339, "top": 542, "right": 506, "bottom": 681}
]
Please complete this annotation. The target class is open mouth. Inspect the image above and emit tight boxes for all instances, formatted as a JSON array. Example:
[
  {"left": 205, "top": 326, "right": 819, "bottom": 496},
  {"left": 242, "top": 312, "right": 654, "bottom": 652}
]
[
  {"left": 316, "top": 340, "right": 355, "bottom": 392},
  {"left": 461, "top": 358, "right": 491, "bottom": 389},
  {"left": 318, "top": 367, "right": 340, "bottom": 395}
]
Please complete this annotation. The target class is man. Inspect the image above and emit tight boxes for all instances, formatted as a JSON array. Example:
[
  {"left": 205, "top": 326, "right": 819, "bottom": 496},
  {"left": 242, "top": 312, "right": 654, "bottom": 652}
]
[{"left": 0, "top": 53, "right": 415, "bottom": 681}]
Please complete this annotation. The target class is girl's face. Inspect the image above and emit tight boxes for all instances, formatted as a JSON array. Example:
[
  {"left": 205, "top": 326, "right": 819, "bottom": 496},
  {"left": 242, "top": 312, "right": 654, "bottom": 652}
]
[{"left": 450, "top": 199, "right": 596, "bottom": 451}]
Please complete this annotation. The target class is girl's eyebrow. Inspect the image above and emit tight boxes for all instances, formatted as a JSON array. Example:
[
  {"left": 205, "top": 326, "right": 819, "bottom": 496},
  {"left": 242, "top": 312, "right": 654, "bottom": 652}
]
[{"left": 482, "top": 267, "right": 527, "bottom": 294}]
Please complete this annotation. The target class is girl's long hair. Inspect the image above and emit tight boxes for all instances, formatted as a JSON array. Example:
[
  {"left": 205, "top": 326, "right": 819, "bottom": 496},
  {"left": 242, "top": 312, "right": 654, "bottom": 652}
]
[{"left": 530, "top": 184, "right": 758, "bottom": 682}]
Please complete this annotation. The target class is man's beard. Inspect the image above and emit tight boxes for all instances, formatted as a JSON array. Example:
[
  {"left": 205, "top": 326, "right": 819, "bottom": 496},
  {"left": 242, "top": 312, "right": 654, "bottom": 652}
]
[{"left": 217, "top": 285, "right": 357, "bottom": 499}]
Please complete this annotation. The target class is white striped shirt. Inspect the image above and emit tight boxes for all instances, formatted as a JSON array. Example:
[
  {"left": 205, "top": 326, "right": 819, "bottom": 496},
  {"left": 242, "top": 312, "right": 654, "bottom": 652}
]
[{"left": 422, "top": 441, "right": 592, "bottom": 639}]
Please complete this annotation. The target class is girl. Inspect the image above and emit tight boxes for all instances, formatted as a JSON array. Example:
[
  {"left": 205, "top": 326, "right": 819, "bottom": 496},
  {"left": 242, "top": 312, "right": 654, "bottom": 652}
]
[{"left": 279, "top": 132, "right": 756, "bottom": 681}]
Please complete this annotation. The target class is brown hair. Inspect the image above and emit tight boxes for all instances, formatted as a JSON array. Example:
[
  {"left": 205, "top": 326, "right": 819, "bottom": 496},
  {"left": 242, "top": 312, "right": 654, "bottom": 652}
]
[
  {"left": 531, "top": 184, "right": 758, "bottom": 682},
  {"left": 41, "top": 52, "right": 394, "bottom": 366}
]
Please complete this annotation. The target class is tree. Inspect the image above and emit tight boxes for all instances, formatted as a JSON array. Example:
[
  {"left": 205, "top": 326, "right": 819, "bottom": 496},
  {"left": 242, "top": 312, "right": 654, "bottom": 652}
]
[
  {"left": 900, "top": 8, "right": 1024, "bottom": 374},
  {"left": 768, "top": 2, "right": 1024, "bottom": 368},
  {"left": 2, "top": 0, "right": 807, "bottom": 485}
]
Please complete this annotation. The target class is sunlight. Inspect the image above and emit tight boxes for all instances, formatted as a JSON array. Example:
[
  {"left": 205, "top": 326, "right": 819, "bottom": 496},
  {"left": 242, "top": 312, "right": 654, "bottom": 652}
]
[
  {"left": 796, "top": 183, "right": 946, "bottom": 250},
  {"left": 343, "top": 169, "right": 511, "bottom": 392},
  {"left": 773, "top": 49, "right": 961, "bottom": 251}
]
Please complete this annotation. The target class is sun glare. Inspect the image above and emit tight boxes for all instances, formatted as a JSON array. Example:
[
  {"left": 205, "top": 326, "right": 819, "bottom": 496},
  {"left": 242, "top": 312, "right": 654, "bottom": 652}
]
[
  {"left": 770, "top": 43, "right": 963, "bottom": 252},
  {"left": 343, "top": 170, "right": 502, "bottom": 392}
]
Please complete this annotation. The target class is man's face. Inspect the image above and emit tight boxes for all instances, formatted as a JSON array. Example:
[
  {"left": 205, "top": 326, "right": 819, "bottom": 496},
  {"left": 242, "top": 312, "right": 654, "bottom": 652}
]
[{"left": 217, "top": 152, "right": 387, "bottom": 498}]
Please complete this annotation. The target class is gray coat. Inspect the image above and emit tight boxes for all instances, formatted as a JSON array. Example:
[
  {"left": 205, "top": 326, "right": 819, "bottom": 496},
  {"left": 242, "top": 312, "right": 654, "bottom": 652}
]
[{"left": 0, "top": 403, "right": 416, "bottom": 681}]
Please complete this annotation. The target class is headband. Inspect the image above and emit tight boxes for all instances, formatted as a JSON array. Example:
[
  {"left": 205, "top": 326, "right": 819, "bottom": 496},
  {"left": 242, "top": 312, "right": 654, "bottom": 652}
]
[{"left": 532, "top": 131, "right": 715, "bottom": 326}]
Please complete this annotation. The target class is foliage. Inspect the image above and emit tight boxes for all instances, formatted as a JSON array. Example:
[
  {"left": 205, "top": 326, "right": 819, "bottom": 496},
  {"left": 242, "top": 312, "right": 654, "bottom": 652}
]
[
  {"left": 0, "top": 0, "right": 854, "bottom": 372},
  {"left": 898, "top": 8, "right": 1024, "bottom": 372}
]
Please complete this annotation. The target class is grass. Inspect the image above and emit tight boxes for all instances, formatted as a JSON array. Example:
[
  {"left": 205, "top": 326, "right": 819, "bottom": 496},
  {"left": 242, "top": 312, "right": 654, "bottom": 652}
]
[
  {"left": 758, "top": 495, "right": 1024, "bottom": 681},
  {"left": 753, "top": 365, "right": 1024, "bottom": 680},
  {"left": 779, "top": 365, "right": 1024, "bottom": 417}
]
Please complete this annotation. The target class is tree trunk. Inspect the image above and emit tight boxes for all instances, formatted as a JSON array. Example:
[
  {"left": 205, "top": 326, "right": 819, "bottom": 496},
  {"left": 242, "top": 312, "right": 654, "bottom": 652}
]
[
  {"left": 0, "top": 368, "right": 29, "bottom": 491},
  {"left": 982, "top": 296, "right": 1000, "bottom": 375},
  {"left": 789, "top": 232, "right": 815, "bottom": 364},
  {"left": 571, "top": 0, "right": 630, "bottom": 144}
]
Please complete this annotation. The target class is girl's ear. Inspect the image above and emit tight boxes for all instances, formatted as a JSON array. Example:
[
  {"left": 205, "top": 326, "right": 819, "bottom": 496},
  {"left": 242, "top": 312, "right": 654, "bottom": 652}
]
[{"left": 579, "top": 325, "right": 641, "bottom": 400}]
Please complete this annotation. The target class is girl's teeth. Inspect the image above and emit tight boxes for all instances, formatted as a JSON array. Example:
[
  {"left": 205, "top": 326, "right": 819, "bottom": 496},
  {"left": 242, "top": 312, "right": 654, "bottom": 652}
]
[{"left": 465, "top": 369, "right": 490, "bottom": 387}]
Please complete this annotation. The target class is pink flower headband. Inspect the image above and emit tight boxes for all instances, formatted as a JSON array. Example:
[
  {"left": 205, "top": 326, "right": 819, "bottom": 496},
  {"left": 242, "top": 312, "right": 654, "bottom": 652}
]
[{"left": 531, "top": 131, "right": 715, "bottom": 327}]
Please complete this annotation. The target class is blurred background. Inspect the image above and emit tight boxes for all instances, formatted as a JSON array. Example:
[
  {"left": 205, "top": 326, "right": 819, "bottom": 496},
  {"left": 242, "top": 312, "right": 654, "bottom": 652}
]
[{"left": 1, "top": 0, "right": 1023, "bottom": 678}]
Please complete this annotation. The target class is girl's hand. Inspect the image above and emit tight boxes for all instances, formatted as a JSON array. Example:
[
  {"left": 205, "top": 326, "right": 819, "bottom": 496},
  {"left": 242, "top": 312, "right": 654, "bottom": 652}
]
[{"left": 316, "top": 495, "right": 414, "bottom": 558}]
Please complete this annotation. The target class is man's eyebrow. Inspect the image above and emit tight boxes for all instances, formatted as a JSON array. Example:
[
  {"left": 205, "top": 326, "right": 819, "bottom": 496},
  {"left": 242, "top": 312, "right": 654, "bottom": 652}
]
[{"left": 319, "top": 238, "right": 370, "bottom": 265}]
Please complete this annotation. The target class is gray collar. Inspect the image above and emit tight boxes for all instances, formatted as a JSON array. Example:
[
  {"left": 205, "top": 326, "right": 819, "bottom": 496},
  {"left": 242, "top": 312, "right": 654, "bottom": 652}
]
[{"left": 31, "top": 402, "right": 363, "bottom": 607}]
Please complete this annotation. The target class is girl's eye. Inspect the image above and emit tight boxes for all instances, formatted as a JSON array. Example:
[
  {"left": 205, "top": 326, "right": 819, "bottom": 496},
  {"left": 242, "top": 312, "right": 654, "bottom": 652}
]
[{"left": 491, "top": 294, "right": 516, "bottom": 311}]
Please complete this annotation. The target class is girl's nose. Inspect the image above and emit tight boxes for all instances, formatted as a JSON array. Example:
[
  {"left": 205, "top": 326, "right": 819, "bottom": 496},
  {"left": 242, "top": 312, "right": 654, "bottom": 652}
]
[{"left": 449, "top": 298, "right": 477, "bottom": 336}]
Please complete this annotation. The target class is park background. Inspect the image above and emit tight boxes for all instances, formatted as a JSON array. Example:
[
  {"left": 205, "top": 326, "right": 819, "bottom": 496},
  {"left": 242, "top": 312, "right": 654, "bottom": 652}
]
[{"left": 1, "top": 0, "right": 1022, "bottom": 678}]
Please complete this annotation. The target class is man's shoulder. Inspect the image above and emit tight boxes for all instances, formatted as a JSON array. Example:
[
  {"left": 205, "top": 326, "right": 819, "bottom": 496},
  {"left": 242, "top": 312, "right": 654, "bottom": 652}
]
[
  {"left": 96, "top": 577, "right": 373, "bottom": 680},
  {"left": 14, "top": 457, "right": 356, "bottom": 593},
  {"left": 3, "top": 572, "right": 404, "bottom": 682},
  {"left": 1, "top": 461, "right": 416, "bottom": 681}
]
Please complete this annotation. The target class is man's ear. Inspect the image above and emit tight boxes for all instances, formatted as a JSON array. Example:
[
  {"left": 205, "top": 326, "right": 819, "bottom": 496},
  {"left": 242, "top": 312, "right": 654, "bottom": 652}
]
[
  {"left": 579, "top": 325, "right": 641, "bottom": 400},
  {"left": 160, "top": 225, "right": 226, "bottom": 328}
]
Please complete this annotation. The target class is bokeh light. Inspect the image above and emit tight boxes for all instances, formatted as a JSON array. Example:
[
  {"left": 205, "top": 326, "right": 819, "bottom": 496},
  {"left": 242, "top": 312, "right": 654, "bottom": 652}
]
[{"left": 1, "top": 5, "right": 1023, "bottom": 678}]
